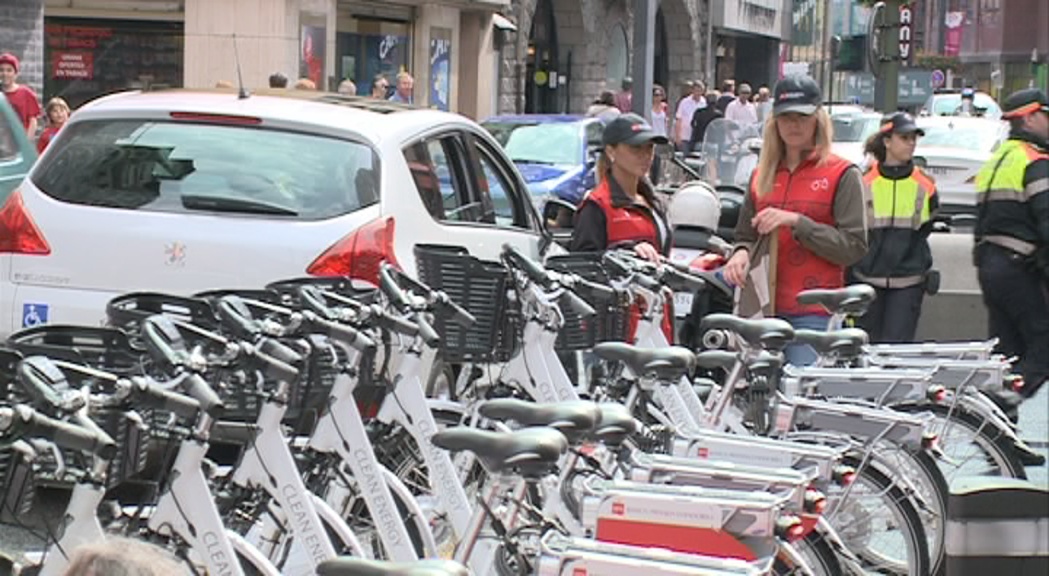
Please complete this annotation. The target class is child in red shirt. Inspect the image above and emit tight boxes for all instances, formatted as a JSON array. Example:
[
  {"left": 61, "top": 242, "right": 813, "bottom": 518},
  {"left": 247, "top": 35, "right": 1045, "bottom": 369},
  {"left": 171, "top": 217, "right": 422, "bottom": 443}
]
[
  {"left": 37, "top": 97, "right": 70, "bottom": 153},
  {"left": 1, "top": 52, "right": 42, "bottom": 138}
]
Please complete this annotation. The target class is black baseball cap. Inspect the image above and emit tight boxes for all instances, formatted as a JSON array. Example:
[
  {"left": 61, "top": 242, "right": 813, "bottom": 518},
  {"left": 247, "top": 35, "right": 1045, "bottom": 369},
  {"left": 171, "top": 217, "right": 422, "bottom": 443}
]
[
  {"left": 602, "top": 113, "right": 669, "bottom": 147},
  {"left": 773, "top": 74, "right": 822, "bottom": 116},
  {"left": 879, "top": 112, "right": 925, "bottom": 136},
  {"left": 1002, "top": 88, "right": 1049, "bottom": 119}
]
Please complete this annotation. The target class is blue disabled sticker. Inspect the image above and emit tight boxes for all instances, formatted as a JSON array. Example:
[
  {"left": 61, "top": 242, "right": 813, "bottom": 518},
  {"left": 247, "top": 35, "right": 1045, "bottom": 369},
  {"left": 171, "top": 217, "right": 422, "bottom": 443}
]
[{"left": 22, "top": 303, "right": 49, "bottom": 328}]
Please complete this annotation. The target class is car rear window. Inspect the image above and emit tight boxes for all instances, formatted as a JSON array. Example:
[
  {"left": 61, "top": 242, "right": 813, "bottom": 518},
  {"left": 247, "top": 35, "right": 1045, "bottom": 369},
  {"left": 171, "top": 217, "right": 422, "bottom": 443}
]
[{"left": 31, "top": 119, "right": 380, "bottom": 220}]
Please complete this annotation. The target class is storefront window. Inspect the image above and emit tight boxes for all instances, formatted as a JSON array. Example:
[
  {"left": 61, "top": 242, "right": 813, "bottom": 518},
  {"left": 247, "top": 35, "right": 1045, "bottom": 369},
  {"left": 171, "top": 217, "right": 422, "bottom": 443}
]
[
  {"left": 44, "top": 18, "right": 184, "bottom": 110},
  {"left": 336, "top": 18, "right": 411, "bottom": 97}
]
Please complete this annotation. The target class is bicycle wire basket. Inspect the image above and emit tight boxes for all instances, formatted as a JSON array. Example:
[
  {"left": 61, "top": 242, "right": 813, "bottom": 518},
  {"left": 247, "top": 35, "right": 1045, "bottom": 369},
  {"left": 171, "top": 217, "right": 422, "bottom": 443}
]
[
  {"left": 545, "top": 253, "right": 633, "bottom": 351},
  {"left": 414, "top": 244, "right": 518, "bottom": 363},
  {"left": 0, "top": 348, "right": 35, "bottom": 523},
  {"left": 5, "top": 327, "right": 155, "bottom": 491}
]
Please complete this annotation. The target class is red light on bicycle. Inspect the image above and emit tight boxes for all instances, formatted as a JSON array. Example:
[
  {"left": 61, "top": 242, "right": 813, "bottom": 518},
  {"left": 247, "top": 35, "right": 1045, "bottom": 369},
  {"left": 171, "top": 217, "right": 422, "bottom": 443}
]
[
  {"left": 926, "top": 385, "right": 947, "bottom": 403},
  {"left": 922, "top": 433, "right": 940, "bottom": 451},
  {"left": 833, "top": 465, "right": 856, "bottom": 486},
  {"left": 1008, "top": 376, "right": 1025, "bottom": 393},
  {"left": 776, "top": 515, "right": 806, "bottom": 542},
  {"left": 804, "top": 488, "right": 827, "bottom": 515}
]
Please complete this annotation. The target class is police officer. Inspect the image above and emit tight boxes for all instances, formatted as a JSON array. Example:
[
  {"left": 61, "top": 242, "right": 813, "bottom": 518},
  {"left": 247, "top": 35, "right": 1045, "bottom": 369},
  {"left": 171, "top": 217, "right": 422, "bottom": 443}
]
[
  {"left": 571, "top": 113, "right": 672, "bottom": 260},
  {"left": 851, "top": 113, "right": 939, "bottom": 343},
  {"left": 974, "top": 88, "right": 1049, "bottom": 399}
]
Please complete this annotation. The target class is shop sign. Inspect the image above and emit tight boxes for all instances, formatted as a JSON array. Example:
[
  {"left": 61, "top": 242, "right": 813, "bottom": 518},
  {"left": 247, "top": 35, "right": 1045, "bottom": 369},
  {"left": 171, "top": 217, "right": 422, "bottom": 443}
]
[
  {"left": 842, "top": 69, "right": 933, "bottom": 107},
  {"left": 300, "top": 22, "right": 327, "bottom": 90},
  {"left": 717, "top": 0, "right": 787, "bottom": 39},
  {"left": 429, "top": 28, "right": 452, "bottom": 111},
  {"left": 52, "top": 51, "right": 94, "bottom": 80},
  {"left": 899, "top": 3, "right": 913, "bottom": 65}
]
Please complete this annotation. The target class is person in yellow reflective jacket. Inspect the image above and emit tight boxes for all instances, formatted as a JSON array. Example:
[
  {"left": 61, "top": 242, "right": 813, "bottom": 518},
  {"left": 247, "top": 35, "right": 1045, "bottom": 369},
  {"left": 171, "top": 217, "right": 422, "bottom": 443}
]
[
  {"left": 973, "top": 88, "right": 1049, "bottom": 399},
  {"left": 850, "top": 113, "right": 939, "bottom": 343}
]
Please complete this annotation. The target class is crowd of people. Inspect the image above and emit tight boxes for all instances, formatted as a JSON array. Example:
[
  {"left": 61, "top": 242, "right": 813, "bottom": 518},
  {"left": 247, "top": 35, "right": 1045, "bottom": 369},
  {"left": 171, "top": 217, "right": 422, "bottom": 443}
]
[
  {"left": 265, "top": 69, "right": 415, "bottom": 104},
  {"left": 574, "top": 73, "right": 1048, "bottom": 399}
]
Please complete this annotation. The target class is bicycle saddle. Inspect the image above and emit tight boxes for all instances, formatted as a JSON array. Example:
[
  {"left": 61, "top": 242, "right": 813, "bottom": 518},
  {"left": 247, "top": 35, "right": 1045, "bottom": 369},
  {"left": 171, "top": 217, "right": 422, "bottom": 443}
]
[
  {"left": 316, "top": 558, "right": 469, "bottom": 576},
  {"left": 592, "top": 342, "right": 697, "bottom": 381},
  {"left": 593, "top": 403, "right": 638, "bottom": 449},
  {"left": 431, "top": 427, "right": 567, "bottom": 478},
  {"left": 479, "top": 399, "right": 600, "bottom": 445},
  {"left": 695, "top": 350, "right": 739, "bottom": 372},
  {"left": 793, "top": 328, "right": 869, "bottom": 360},
  {"left": 796, "top": 284, "right": 876, "bottom": 317},
  {"left": 699, "top": 314, "right": 795, "bottom": 352}
]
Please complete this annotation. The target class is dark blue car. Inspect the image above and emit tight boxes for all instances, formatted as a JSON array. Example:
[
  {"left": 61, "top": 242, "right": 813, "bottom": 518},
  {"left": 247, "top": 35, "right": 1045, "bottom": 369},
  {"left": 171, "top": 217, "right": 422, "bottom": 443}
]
[{"left": 481, "top": 114, "right": 606, "bottom": 206}]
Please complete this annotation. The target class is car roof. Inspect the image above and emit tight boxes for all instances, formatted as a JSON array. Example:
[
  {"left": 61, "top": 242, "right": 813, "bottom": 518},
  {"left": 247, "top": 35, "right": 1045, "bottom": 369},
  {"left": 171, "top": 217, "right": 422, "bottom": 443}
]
[
  {"left": 71, "top": 88, "right": 472, "bottom": 146},
  {"left": 482, "top": 114, "right": 589, "bottom": 124},
  {"left": 916, "top": 115, "right": 1005, "bottom": 126}
]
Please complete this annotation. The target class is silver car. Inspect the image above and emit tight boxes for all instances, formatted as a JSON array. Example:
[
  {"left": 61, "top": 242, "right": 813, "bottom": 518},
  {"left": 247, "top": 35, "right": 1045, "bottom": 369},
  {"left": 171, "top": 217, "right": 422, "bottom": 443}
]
[{"left": 915, "top": 116, "right": 1010, "bottom": 214}]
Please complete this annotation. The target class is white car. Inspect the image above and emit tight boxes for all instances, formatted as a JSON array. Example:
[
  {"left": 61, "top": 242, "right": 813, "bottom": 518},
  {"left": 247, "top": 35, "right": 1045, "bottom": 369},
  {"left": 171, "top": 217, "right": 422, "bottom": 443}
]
[
  {"left": 920, "top": 91, "right": 1002, "bottom": 120},
  {"left": 0, "top": 89, "right": 548, "bottom": 334},
  {"left": 830, "top": 111, "right": 882, "bottom": 167},
  {"left": 914, "top": 116, "right": 1010, "bottom": 213}
]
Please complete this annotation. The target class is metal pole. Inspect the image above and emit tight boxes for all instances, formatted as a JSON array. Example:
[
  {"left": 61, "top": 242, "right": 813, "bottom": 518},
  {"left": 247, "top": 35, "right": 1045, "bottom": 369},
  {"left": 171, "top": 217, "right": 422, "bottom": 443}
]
[
  {"left": 631, "top": 0, "right": 658, "bottom": 117},
  {"left": 873, "top": 1, "right": 901, "bottom": 112}
]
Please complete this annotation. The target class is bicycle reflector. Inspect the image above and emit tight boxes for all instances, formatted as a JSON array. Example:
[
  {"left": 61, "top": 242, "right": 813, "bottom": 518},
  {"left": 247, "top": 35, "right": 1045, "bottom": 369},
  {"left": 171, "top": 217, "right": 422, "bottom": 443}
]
[
  {"left": 307, "top": 216, "right": 399, "bottom": 286},
  {"left": 922, "top": 432, "right": 940, "bottom": 451},
  {"left": 926, "top": 384, "right": 948, "bottom": 403},
  {"left": 833, "top": 464, "right": 856, "bottom": 486},
  {"left": 804, "top": 488, "right": 828, "bottom": 515},
  {"left": 775, "top": 515, "right": 806, "bottom": 543}
]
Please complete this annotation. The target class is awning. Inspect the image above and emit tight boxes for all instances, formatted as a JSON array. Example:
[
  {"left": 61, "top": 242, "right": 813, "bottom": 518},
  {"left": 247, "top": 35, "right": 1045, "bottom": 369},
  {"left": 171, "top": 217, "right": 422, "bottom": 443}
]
[{"left": 492, "top": 13, "right": 517, "bottom": 32}]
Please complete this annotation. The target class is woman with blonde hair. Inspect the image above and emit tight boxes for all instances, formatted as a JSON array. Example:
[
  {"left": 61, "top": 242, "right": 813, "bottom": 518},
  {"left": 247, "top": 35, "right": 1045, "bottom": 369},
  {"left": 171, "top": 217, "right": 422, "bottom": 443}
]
[
  {"left": 62, "top": 537, "right": 189, "bottom": 576},
  {"left": 722, "top": 75, "right": 868, "bottom": 365},
  {"left": 37, "top": 97, "right": 70, "bottom": 153}
]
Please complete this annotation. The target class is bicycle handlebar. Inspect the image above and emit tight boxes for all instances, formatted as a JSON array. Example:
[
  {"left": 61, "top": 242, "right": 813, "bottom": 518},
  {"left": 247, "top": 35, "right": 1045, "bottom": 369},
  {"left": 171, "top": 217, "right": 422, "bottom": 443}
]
[
  {"left": 501, "top": 243, "right": 551, "bottom": 287},
  {"left": 0, "top": 404, "right": 118, "bottom": 460},
  {"left": 181, "top": 373, "right": 225, "bottom": 418},
  {"left": 379, "top": 264, "right": 412, "bottom": 312},
  {"left": 126, "top": 376, "right": 201, "bottom": 420}
]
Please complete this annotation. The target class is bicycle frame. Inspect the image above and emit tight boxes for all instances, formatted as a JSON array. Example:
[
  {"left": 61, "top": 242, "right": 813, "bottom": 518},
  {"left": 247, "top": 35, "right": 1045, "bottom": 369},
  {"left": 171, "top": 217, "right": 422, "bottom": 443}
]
[{"left": 36, "top": 461, "right": 107, "bottom": 576}]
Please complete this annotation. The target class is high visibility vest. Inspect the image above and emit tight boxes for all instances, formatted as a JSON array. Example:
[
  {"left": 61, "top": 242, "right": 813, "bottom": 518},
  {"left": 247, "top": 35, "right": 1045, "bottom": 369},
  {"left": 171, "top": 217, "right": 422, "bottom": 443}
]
[
  {"left": 864, "top": 167, "right": 935, "bottom": 231},
  {"left": 976, "top": 139, "right": 1049, "bottom": 256}
]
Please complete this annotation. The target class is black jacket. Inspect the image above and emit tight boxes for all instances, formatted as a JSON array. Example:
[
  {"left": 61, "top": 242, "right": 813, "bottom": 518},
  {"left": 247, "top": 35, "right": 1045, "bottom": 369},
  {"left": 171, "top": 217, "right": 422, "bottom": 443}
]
[
  {"left": 851, "top": 162, "right": 939, "bottom": 285},
  {"left": 975, "top": 130, "right": 1049, "bottom": 276},
  {"left": 570, "top": 175, "right": 672, "bottom": 255},
  {"left": 689, "top": 106, "right": 723, "bottom": 151}
]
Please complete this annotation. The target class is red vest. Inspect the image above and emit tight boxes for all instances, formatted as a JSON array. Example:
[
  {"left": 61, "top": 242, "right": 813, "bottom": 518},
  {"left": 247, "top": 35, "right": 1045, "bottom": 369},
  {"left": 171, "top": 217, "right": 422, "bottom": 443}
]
[
  {"left": 752, "top": 155, "right": 852, "bottom": 316},
  {"left": 583, "top": 179, "right": 662, "bottom": 251}
]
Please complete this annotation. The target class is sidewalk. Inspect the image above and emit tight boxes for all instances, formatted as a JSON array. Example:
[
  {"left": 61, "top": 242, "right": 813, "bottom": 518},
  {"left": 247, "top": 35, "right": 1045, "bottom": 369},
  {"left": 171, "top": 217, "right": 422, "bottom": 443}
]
[{"left": 1019, "top": 381, "right": 1049, "bottom": 488}]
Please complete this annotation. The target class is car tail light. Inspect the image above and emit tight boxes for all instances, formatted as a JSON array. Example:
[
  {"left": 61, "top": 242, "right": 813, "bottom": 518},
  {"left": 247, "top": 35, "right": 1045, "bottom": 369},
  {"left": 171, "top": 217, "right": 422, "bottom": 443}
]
[
  {"left": 775, "top": 515, "right": 806, "bottom": 542},
  {"left": 0, "top": 189, "right": 51, "bottom": 255},
  {"left": 169, "top": 111, "right": 262, "bottom": 125},
  {"left": 307, "top": 216, "right": 399, "bottom": 285}
]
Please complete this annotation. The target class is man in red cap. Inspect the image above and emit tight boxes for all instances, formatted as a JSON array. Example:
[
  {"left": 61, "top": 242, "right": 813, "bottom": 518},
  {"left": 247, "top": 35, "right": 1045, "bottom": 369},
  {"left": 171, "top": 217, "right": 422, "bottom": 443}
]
[
  {"left": 0, "top": 52, "right": 41, "bottom": 139},
  {"left": 973, "top": 88, "right": 1049, "bottom": 399}
]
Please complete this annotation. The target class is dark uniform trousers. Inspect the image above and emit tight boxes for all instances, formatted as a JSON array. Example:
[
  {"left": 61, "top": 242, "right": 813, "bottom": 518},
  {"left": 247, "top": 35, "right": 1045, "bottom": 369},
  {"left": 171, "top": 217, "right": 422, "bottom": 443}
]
[
  {"left": 857, "top": 284, "right": 926, "bottom": 344},
  {"left": 977, "top": 243, "right": 1049, "bottom": 398}
]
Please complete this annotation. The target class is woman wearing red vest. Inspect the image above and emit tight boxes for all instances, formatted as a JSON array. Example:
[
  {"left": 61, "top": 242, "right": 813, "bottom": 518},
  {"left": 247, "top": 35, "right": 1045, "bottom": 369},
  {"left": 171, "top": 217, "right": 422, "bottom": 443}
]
[
  {"left": 571, "top": 113, "right": 672, "bottom": 259},
  {"left": 722, "top": 75, "right": 868, "bottom": 365}
]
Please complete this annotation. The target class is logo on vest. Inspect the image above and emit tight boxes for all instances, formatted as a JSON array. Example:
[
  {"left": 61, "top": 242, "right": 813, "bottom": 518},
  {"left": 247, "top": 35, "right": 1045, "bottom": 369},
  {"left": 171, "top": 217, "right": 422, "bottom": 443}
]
[{"left": 810, "top": 178, "right": 830, "bottom": 191}]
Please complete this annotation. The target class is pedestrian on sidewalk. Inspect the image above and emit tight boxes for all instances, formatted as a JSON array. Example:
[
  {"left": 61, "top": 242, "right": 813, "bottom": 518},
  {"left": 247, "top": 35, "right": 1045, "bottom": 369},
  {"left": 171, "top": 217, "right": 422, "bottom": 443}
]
[
  {"left": 37, "top": 97, "right": 71, "bottom": 154},
  {"left": 0, "top": 52, "right": 41, "bottom": 139},
  {"left": 850, "top": 112, "right": 939, "bottom": 343}
]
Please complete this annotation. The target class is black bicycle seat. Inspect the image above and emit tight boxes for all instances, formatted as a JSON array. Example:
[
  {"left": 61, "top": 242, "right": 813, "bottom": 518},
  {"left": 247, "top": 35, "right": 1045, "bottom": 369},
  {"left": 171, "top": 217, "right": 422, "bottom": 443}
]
[
  {"left": 695, "top": 350, "right": 739, "bottom": 372},
  {"left": 700, "top": 314, "right": 795, "bottom": 352},
  {"left": 479, "top": 399, "right": 600, "bottom": 445},
  {"left": 793, "top": 328, "right": 868, "bottom": 359},
  {"left": 316, "top": 558, "right": 469, "bottom": 576},
  {"left": 431, "top": 427, "right": 567, "bottom": 478},
  {"left": 796, "top": 285, "right": 876, "bottom": 317},
  {"left": 593, "top": 403, "right": 637, "bottom": 448},
  {"left": 592, "top": 342, "right": 697, "bottom": 381}
]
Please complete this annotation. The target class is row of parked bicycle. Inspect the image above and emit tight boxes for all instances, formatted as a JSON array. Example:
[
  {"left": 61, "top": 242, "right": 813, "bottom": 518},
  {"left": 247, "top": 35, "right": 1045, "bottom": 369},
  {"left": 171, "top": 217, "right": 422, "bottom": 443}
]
[{"left": 0, "top": 243, "right": 1041, "bottom": 576}]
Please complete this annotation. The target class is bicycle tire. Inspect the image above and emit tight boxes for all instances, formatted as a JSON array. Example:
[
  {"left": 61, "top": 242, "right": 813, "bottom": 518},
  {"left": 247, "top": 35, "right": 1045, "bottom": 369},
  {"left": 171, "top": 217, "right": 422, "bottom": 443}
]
[
  {"left": 772, "top": 531, "right": 842, "bottom": 575},
  {"left": 829, "top": 455, "right": 931, "bottom": 576},
  {"left": 893, "top": 402, "right": 1026, "bottom": 479}
]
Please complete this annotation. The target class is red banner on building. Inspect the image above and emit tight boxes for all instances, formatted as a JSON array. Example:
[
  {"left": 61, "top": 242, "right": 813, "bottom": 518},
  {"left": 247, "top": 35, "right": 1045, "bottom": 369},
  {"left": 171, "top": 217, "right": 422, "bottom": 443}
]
[
  {"left": 944, "top": 11, "right": 964, "bottom": 57},
  {"left": 52, "top": 51, "right": 94, "bottom": 79}
]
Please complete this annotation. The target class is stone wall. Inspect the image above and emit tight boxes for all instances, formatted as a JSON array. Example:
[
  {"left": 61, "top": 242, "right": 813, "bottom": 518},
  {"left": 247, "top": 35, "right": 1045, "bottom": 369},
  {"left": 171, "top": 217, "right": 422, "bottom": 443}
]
[
  {"left": 498, "top": 0, "right": 709, "bottom": 114},
  {"left": 0, "top": 0, "right": 45, "bottom": 101}
]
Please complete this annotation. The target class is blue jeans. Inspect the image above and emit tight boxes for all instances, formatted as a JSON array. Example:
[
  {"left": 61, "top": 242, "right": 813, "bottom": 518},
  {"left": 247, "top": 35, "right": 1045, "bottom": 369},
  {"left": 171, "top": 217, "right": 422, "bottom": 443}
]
[{"left": 780, "top": 314, "right": 831, "bottom": 366}]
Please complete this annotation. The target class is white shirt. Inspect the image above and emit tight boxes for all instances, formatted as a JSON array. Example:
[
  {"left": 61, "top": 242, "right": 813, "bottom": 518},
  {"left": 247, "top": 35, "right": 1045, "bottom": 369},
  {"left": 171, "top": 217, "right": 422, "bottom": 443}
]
[
  {"left": 675, "top": 96, "right": 707, "bottom": 143},
  {"left": 725, "top": 99, "right": 759, "bottom": 128}
]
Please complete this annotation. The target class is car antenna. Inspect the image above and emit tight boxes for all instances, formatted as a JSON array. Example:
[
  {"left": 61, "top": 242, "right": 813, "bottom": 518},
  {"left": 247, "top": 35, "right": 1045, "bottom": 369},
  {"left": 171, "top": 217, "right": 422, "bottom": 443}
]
[{"left": 232, "top": 33, "right": 250, "bottom": 100}]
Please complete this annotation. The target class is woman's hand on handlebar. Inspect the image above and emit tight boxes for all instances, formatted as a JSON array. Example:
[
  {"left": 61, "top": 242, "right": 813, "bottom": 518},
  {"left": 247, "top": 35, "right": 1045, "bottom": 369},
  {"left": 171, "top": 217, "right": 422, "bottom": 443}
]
[
  {"left": 633, "top": 242, "right": 661, "bottom": 263},
  {"left": 723, "top": 249, "right": 749, "bottom": 287}
]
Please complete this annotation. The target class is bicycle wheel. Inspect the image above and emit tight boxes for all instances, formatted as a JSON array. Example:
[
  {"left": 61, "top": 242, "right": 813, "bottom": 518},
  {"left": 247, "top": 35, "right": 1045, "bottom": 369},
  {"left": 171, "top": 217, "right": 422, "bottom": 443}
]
[
  {"left": 868, "top": 444, "right": 948, "bottom": 576},
  {"left": 893, "top": 403, "right": 1026, "bottom": 480},
  {"left": 825, "top": 456, "right": 931, "bottom": 576}
]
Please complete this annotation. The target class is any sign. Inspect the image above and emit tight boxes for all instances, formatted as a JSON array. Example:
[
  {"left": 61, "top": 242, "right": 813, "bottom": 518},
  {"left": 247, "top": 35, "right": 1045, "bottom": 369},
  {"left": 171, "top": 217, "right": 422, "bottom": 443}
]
[{"left": 899, "top": 3, "right": 913, "bottom": 64}]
